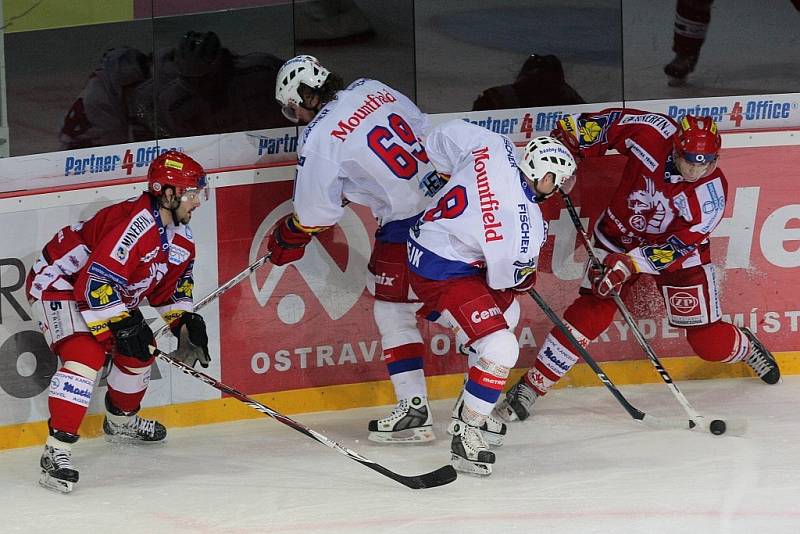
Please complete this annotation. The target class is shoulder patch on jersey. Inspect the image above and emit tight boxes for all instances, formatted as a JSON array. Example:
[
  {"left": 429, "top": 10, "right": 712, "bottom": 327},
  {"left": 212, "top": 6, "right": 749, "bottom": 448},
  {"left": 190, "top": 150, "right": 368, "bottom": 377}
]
[
  {"left": 168, "top": 243, "right": 191, "bottom": 265},
  {"left": 111, "top": 209, "right": 155, "bottom": 265},
  {"left": 642, "top": 243, "right": 678, "bottom": 271},
  {"left": 673, "top": 192, "right": 692, "bottom": 221},
  {"left": 86, "top": 278, "right": 121, "bottom": 309},
  {"left": 513, "top": 259, "right": 537, "bottom": 284},
  {"left": 619, "top": 113, "right": 677, "bottom": 139},
  {"left": 576, "top": 111, "right": 620, "bottom": 146}
]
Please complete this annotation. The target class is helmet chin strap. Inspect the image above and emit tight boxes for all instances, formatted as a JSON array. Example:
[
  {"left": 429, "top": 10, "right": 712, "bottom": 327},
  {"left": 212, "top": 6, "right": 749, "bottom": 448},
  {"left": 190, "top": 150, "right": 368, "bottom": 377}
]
[{"left": 160, "top": 189, "right": 183, "bottom": 226}]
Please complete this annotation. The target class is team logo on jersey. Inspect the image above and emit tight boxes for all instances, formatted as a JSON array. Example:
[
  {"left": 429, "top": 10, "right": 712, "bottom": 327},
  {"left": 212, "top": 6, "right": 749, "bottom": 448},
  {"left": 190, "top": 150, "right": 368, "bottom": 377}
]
[
  {"left": 111, "top": 209, "right": 155, "bottom": 265},
  {"left": 176, "top": 278, "right": 194, "bottom": 299},
  {"left": 576, "top": 111, "right": 621, "bottom": 146},
  {"left": 87, "top": 279, "right": 119, "bottom": 308},
  {"left": 513, "top": 259, "right": 537, "bottom": 285},
  {"left": 642, "top": 244, "right": 677, "bottom": 271},
  {"left": 627, "top": 177, "right": 674, "bottom": 233}
]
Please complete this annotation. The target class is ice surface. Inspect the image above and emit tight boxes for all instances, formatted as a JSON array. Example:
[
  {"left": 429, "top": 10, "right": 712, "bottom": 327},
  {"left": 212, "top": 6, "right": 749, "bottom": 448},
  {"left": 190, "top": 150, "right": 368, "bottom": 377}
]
[{"left": 2, "top": 376, "right": 799, "bottom": 533}]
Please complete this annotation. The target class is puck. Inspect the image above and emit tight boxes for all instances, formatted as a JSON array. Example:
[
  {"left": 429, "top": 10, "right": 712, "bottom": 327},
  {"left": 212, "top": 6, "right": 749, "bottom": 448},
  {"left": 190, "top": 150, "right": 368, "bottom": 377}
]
[{"left": 709, "top": 419, "right": 726, "bottom": 435}]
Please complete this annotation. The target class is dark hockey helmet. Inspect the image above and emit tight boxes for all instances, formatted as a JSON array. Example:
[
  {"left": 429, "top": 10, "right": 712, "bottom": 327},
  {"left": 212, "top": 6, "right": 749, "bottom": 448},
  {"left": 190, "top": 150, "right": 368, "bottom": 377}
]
[
  {"left": 176, "top": 31, "right": 223, "bottom": 77},
  {"left": 673, "top": 115, "right": 721, "bottom": 164},
  {"left": 147, "top": 150, "right": 207, "bottom": 198}
]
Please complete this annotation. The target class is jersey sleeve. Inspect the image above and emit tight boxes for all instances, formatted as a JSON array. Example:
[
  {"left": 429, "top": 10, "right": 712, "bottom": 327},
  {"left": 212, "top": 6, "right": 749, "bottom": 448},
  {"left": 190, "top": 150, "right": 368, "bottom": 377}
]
[
  {"left": 628, "top": 174, "right": 728, "bottom": 274},
  {"left": 563, "top": 108, "right": 678, "bottom": 162},
  {"left": 422, "top": 120, "right": 484, "bottom": 176},
  {"left": 291, "top": 149, "right": 346, "bottom": 228}
]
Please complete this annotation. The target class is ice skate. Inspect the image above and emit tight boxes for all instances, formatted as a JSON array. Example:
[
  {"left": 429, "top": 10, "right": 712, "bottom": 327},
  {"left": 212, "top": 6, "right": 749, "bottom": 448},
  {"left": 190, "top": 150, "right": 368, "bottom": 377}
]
[
  {"left": 39, "top": 435, "right": 79, "bottom": 494},
  {"left": 448, "top": 396, "right": 507, "bottom": 446},
  {"left": 742, "top": 327, "right": 780, "bottom": 385},
  {"left": 493, "top": 374, "right": 538, "bottom": 422},
  {"left": 368, "top": 396, "right": 434, "bottom": 443},
  {"left": 103, "top": 396, "right": 166, "bottom": 443},
  {"left": 449, "top": 420, "right": 495, "bottom": 476},
  {"left": 664, "top": 53, "right": 698, "bottom": 86}
]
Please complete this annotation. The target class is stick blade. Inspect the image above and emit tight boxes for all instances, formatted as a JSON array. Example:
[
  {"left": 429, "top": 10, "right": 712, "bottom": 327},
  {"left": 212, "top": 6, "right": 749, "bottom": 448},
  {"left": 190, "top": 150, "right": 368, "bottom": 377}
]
[
  {"left": 639, "top": 414, "right": 694, "bottom": 430},
  {"left": 399, "top": 465, "right": 458, "bottom": 489}
]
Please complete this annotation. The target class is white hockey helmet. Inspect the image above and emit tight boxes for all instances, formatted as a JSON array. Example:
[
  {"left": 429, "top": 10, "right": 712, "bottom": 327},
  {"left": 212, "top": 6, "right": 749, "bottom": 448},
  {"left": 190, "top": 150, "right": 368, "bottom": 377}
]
[
  {"left": 275, "top": 55, "right": 330, "bottom": 123},
  {"left": 519, "top": 136, "right": 578, "bottom": 196}
]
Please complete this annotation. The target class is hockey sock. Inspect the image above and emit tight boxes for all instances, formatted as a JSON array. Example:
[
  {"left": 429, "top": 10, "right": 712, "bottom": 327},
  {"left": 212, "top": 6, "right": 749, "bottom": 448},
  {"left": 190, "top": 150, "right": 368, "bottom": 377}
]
[
  {"left": 384, "top": 343, "right": 426, "bottom": 400},
  {"left": 106, "top": 355, "right": 154, "bottom": 414},
  {"left": 686, "top": 321, "right": 749, "bottom": 363}
]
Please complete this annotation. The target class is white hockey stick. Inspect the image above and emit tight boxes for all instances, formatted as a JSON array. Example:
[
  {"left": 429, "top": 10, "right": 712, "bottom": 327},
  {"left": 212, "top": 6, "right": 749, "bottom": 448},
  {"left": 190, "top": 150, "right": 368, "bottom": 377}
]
[{"left": 559, "top": 189, "right": 747, "bottom": 436}]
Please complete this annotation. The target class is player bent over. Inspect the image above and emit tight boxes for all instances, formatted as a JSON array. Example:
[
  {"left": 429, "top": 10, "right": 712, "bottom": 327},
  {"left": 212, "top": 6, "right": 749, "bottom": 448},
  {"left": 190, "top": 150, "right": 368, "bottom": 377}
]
[
  {"left": 407, "top": 119, "right": 577, "bottom": 475},
  {"left": 268, "top": 55, "right": 458, "bottom": 444},
  {"left": 28, "top": 151, "right": 212, "bottom": 493},
  {"left": 496, "top": 110, "right": 780, "bottom": 423}
]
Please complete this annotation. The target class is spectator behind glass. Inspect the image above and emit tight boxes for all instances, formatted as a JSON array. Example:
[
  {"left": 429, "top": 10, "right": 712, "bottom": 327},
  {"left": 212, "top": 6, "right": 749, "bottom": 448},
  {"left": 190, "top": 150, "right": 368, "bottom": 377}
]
[
  {"left": 472, "top": 54, "right": 585, "bottom": 112},
  {"left": 60, "top": 31, "right": 292, "bottom": 150}
]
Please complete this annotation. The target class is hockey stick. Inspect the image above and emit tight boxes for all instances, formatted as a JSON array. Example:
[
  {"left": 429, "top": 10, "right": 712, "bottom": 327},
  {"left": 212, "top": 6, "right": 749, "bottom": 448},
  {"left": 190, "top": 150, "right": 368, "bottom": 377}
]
[
  {"left": 528, "top": 288, "right": 688, "bottom": 431},
  {"left": 150, "top": 346, "right": 457, "bottom": 489},
  {"left": 153, "top": 251, "right": 273, "bottom": 340},
  {"left": 558, "top": 190, "right": 746, "bottom": 436}
]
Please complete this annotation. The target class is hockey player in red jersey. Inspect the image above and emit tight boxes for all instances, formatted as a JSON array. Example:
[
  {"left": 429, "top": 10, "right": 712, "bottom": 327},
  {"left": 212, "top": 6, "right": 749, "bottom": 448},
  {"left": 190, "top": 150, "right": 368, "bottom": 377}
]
[
  {"left": 496, "top": 110, "right": 781, "bottom": 423},
  {"left": 28, "top": 150, "right": 212, "bottom": 493}
]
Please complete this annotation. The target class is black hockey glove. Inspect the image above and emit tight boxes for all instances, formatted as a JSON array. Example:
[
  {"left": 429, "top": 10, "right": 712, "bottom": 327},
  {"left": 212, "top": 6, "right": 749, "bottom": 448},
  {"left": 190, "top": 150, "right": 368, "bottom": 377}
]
[
  {"left": 170, "top": 312, "right": 211, "bottom": 368},
  {"left": 108, "top": 309, "right": 155, "bottom": 362}
]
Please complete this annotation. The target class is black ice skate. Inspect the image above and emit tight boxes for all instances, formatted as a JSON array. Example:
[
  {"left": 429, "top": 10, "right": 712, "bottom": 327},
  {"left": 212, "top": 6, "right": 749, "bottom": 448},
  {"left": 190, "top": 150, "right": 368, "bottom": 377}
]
[
  {"left": 742, "top": 327, "right": 781, "bottom": 385},
  {"left": 664, "top": 53, "right": 698, "bottom": 86},
  {"left": 448, "top": 396, "right": 507, "bottom": 446},
  {"left": 103, "top": 395, "right": 166, "bottom": 443},
  {"left": 449, "top": 420, "right": 495, "bottom": 476},
  {"left": 368, "top": 395, "right": 434, "bottom": 443},
  {"left": 39, "top": 430, "right": 79, "bottom": 494},
  {"left": 493, "top": 374, "right": 539, "bottom": 422}
]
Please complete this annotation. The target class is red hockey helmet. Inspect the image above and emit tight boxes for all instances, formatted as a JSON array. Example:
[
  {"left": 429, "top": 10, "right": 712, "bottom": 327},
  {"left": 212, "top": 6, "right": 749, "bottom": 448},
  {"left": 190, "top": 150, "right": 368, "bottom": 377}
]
[
  {"left": 673, "top": 115, "right": 721, "bottom": 164},
  {"left": 147, "top": 150, "right": 207, "bottom": 198}
]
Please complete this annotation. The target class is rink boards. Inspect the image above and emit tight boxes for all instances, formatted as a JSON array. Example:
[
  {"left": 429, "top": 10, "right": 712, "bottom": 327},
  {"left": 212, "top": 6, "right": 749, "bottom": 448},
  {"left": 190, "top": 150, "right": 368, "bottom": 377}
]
[{"left": 1, "top": 124, "right": 799, "bottom": 450}]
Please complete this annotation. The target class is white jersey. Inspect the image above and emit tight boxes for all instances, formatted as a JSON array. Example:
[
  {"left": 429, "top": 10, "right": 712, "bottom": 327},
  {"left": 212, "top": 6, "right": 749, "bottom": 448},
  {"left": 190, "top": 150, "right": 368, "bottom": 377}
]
[
  {"left": 407, "top": 120, "right": 548, "bottom": 290},
  {"left": 293, "top": 79, "right": 439, "bottom": 235}
]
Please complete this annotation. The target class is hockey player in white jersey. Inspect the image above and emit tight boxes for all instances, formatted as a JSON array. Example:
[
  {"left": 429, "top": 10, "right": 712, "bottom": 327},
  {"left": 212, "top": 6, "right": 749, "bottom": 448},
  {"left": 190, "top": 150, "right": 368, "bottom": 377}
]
[
  {"left": 267, "top": 55, "right": 453, "bottom": 443},
  {"left": 407, "top": 119, "right": 577, "bottom": 475}
]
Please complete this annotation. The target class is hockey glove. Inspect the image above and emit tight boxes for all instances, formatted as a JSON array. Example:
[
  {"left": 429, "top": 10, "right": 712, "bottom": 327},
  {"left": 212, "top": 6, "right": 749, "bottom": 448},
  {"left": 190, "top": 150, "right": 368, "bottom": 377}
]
[
  {"left": 108, "top": 309, "right": 155, "bottom": 362},
  {"left": 549, "top": 116, "right": 581, "bottom": 159},
  {"left": 590, "top": 253, "right": 638, "bottom": 299},
  {"left": 266, "top": 214, "right": 314, "bottom": 266},
  {"left": 170, "top": 312, "right": 211, "bottom": 368}
]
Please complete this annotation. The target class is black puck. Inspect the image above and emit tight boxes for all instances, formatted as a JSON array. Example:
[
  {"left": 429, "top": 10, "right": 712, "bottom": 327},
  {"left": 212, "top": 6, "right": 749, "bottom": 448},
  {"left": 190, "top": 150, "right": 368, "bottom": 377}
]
[{"left": 710, "top": 419, "right": 726, "bottom": 435}]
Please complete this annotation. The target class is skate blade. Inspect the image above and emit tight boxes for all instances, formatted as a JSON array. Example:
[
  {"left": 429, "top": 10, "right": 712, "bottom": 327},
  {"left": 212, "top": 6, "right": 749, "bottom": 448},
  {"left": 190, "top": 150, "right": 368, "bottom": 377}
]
[
  {"left": 492, "top": 405, "right": 520, "bottom": 423},
  {"left": 368, "top": 427, "right": 435, "bottom": 444},
  {"left": 39, "top": 472, "right": 74, "bottom": 494},
  {"left": 450, "top": 454, "right": 493, "bottom": 476},
  {"left": 447, "top": 419, "right": 505, "bottom": 447},
  {"left": 104, "top": 434, "right": 167, "bottom": 445}
]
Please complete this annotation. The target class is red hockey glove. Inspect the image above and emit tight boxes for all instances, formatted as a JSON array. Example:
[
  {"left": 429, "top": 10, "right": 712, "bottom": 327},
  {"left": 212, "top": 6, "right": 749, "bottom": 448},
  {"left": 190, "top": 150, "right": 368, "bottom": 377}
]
[
  {"left": 512, "top": 269, "right": 537, "bottom": 293},
  {"left": 591, "top": 253, "right": 638, "bottom": 299},
  {"left": 266, "top": 214, "right": 314, "bottom": 266},
  {"left": 549, "top": 117, "right": 581, "bottom": 159}
]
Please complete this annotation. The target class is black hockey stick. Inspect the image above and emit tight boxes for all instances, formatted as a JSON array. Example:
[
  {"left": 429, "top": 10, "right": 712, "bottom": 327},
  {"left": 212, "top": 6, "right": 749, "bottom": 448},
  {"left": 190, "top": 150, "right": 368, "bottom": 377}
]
[
  {"left": 150, "top": 346, "right": 457, "bottom": 489},
  {"left": 153, "top": 251, "right": 274, "bottom": 340},
  {"left": 558, "top": 190, "right": 746, "bottom": 436},
  {"left": 528, "top": 288, "right": 689, "bottom": 430}
]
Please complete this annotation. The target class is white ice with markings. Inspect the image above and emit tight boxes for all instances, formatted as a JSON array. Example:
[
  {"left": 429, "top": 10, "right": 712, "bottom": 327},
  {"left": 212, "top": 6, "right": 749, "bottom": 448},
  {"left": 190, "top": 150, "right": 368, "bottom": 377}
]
[{"left": 2, "top": 376, "right": 799, "bottom": 533}]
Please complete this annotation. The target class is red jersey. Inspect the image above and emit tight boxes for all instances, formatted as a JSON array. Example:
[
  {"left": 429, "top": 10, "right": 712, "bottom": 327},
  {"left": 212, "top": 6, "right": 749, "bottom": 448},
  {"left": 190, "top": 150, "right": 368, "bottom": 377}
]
[
  {"left": 567, "top": 108, "right": 727, "bottom": 275},
  {"left": 27, "top": 193, "right": 195, "bottom": 341}
]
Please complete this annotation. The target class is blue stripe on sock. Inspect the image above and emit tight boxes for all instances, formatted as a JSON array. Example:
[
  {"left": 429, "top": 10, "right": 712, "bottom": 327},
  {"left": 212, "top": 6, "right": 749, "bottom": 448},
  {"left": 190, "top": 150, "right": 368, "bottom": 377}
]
[
  {"left": 465, "top": 380, "right": 502, "bottom": 404},
  {"left": 387, "top": 357, "right": 423, "bottom": 376}
]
